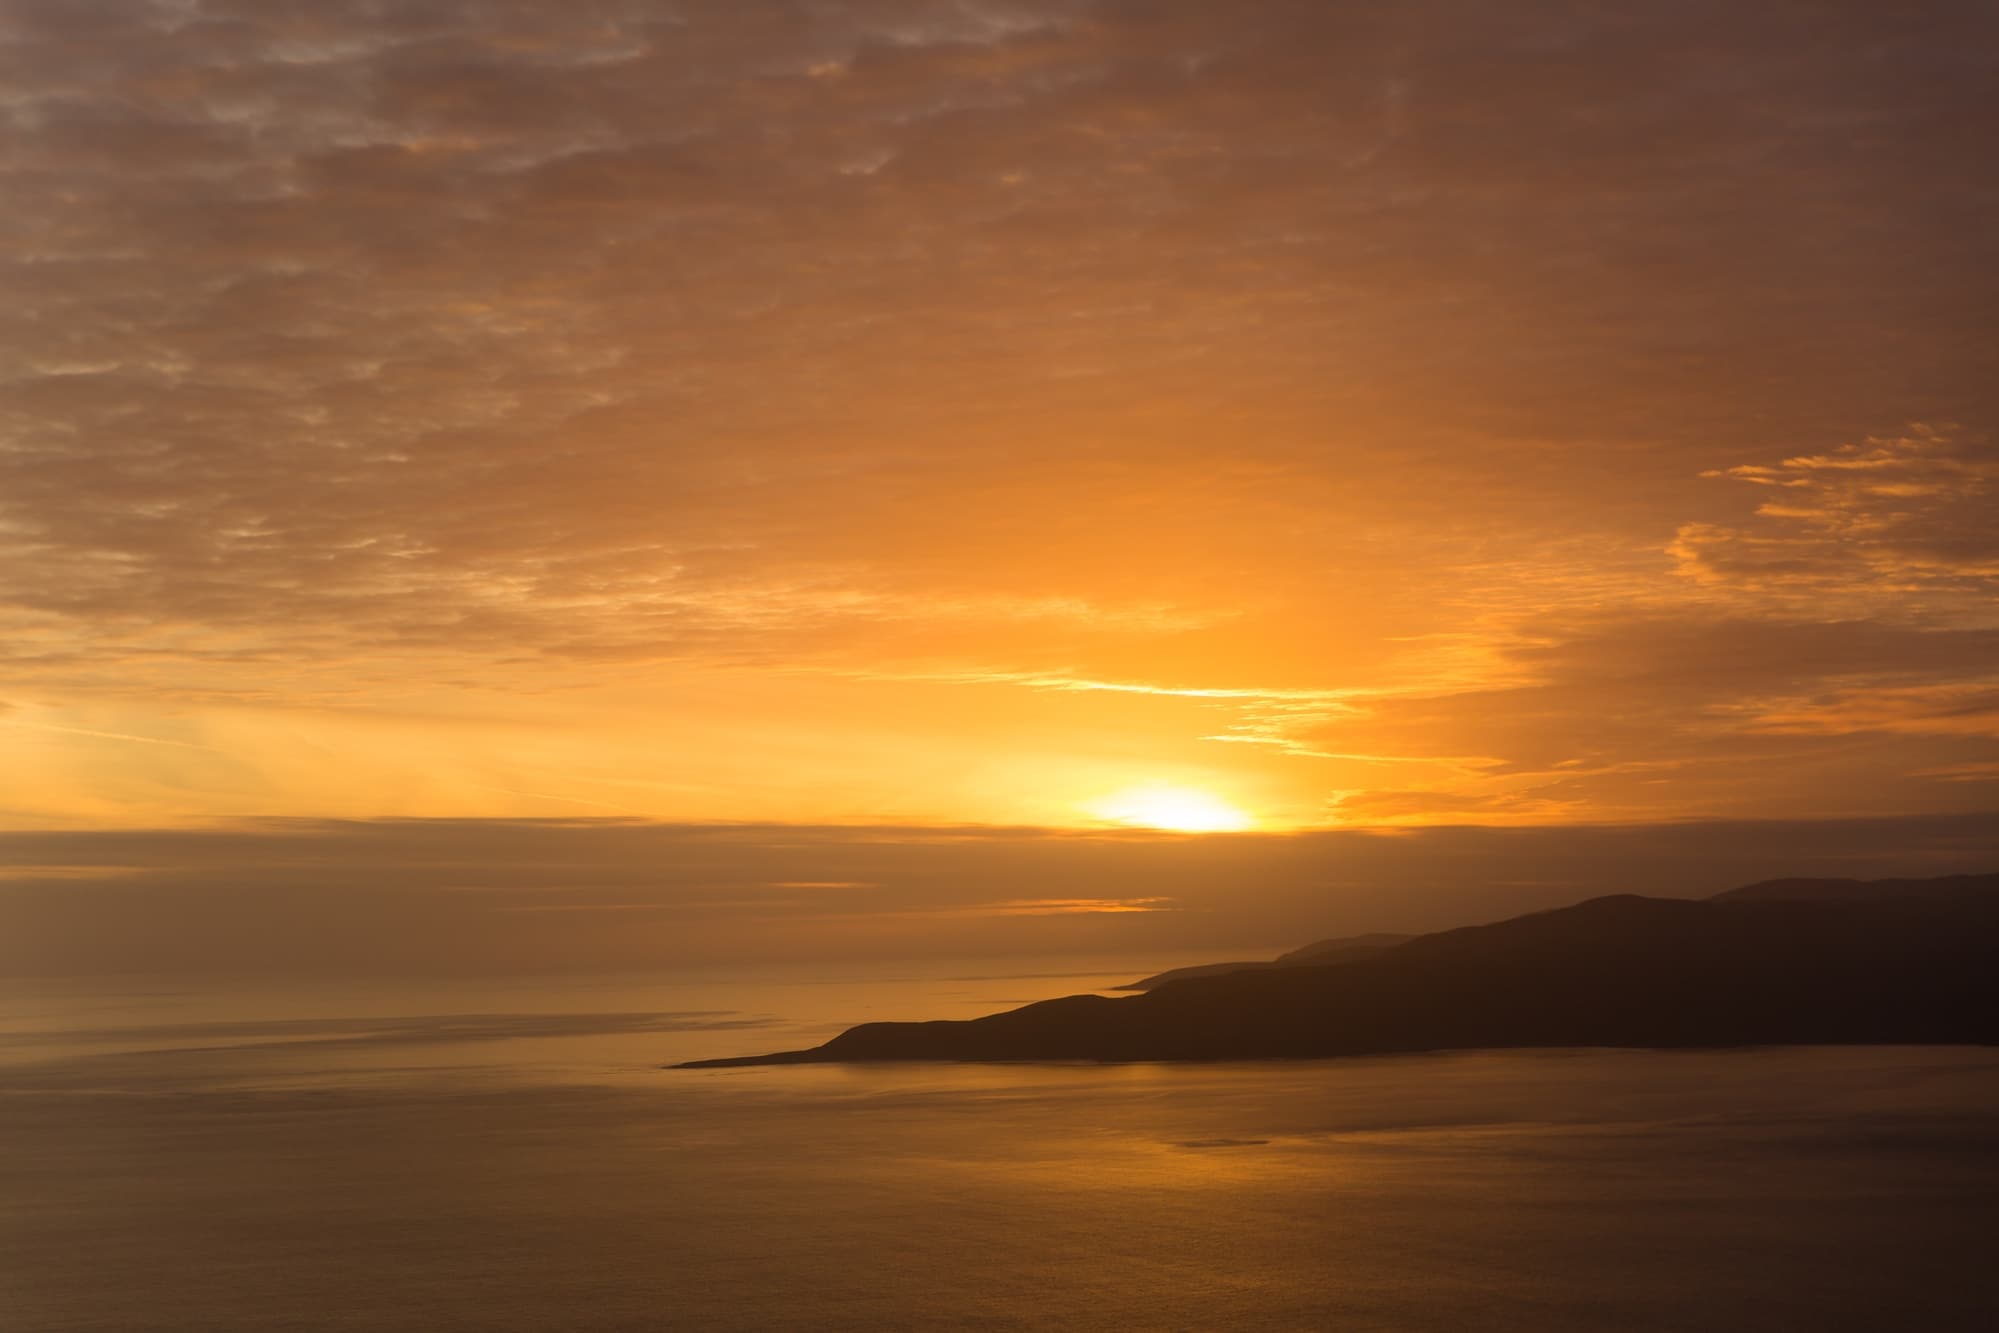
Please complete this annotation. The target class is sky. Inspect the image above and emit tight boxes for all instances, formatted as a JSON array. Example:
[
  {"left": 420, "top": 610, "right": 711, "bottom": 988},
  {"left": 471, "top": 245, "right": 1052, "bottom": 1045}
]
[{"left": 3, "top": 2, "right": 1997, "bottom": 968}]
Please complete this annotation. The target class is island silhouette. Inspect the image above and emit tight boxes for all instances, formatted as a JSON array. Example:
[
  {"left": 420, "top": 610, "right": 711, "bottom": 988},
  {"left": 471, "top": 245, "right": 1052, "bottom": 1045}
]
[{"left": 676, "top": 872, "right": 1999, "bottom": 1067}]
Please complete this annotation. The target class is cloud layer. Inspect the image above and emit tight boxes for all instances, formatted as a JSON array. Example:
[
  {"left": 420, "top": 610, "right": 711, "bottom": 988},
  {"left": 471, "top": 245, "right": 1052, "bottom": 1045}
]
[
  {"left": 2, "top": 1, "right": 1995, "bottom": 828},
  {"left": 4, "top": 813, "right": 1996, "bottom": 974}
]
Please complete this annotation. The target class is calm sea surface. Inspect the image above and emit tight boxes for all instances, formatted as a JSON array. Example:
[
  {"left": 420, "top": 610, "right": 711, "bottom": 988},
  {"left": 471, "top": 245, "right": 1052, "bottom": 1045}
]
[{"left": 4, "top": 960, "right": 1997, "bottom": 1331}]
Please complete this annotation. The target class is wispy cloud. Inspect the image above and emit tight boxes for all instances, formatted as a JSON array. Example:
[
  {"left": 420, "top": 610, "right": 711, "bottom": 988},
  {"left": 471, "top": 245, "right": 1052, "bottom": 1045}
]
[
  {"left": 0, "top": 718, "right": 215, "bottom": 753},
  {"left": 0, "top": 1, "right": 1993, "bottom": 831},
  {"left": 3, "top": 814, "right": 1993, "bottom": 975},
  {"left": 1674, "top": 427, "right": 1999, "bottom": 611}
]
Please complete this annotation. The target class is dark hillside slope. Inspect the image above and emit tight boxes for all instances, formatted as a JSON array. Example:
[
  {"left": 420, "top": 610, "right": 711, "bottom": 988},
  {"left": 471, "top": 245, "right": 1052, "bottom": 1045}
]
[
  {"left": 1710, "top": 872, "right": 1999, "bottom": 904},
  {"left": 1115, "top": 932, "right": 1414, "bottom": 991},
  {"left": 679, "top": 883, "right": 1999, "bottom": 1067}
]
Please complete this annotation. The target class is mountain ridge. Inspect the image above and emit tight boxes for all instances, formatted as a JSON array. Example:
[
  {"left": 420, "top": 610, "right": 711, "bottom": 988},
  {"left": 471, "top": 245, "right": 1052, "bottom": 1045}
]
[
  {"left": 675, "top": 871, "right": 1999, "bottom": 1068},
  {"left": 1113, "top": 932, "right": 1416, "bottom": 991}
]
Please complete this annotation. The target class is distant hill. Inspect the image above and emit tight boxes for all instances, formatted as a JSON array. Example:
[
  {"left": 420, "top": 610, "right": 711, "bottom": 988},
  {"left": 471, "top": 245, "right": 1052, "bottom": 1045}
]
[
  {"left": 1117, "top": 874, "right": 1999, "bottom": 990},
  {"left": 1709, "top": 872, "right": 1999, "bottom": 903},
  {"left": 677, "top": 871, "right": 1999, "bottom": 1068},
  {"left": 1114, "top": 933, "right": 1415, "bottom": 991}
]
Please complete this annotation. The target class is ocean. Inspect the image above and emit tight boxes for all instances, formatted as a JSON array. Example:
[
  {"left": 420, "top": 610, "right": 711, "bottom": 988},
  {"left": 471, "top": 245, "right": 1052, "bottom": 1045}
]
[{"left": 5, "top": 960, "right": 1997, "bottom": 1330}]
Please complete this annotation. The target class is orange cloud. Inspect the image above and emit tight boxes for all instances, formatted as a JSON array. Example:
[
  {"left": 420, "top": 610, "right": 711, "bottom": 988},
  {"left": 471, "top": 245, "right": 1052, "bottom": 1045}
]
[{"left": 0, "top": 3, "right": 1993, "bottom": 834}]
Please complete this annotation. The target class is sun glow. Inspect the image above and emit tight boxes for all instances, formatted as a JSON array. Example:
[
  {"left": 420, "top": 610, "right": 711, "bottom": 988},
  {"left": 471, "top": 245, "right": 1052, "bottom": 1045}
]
[{"left": 1089, "top": 785, "right": 1254, "bottom": 833}]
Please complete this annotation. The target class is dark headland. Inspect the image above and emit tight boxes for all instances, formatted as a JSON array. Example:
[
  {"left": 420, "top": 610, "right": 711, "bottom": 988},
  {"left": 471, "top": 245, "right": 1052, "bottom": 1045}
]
[{"left": 675, "top": 873, "right": 1999, "bottom": 1068}]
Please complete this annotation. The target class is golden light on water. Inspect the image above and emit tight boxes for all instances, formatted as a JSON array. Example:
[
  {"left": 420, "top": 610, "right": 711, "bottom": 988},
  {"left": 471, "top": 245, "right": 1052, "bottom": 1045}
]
[{"left": 1089, "top": 785, "right": 1255, "bottom": 833}]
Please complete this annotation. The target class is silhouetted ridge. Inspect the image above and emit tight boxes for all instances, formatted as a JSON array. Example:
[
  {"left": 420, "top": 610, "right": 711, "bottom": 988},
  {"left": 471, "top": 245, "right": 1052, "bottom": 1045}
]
[
  {"left": 1113, "top": 932, "right": 1415, "bottom": 991},
  {"left": 1707, "top": 872, "right": 1999, "bottom": 903},
  {"left": 675, "top": 871, "right": 1999, "bottom": 1067}
]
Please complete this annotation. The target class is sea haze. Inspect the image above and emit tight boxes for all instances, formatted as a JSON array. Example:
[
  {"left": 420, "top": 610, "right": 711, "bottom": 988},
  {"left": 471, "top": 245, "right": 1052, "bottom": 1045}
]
[{"left": 4, "top": 965, "right": 1997, "bottom": 1331}]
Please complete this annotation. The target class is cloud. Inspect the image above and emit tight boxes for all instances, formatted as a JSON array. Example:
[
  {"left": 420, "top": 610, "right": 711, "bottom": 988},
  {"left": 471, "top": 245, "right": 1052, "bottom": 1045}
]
[
  {"left": 0, "top": 716, "right": 218, "bottom": 752},
  {"left": 2, "top": 813, "right": 1995, "bottom": 975},
  {"left": 1287, "top": 614, "right": 1999, "bottom": 821},
  {"left": 5, "top": 1, "right": 1994, "bottom": 679},
  {"left": 1727, "top": 683, "right": 1999, "bottom": 740},
  {"left": 0, "top": 2, "right": 1994, "bottom": 832},
  {"left": 1673, "top": 428, "right": 1999, "bottom": 613}
]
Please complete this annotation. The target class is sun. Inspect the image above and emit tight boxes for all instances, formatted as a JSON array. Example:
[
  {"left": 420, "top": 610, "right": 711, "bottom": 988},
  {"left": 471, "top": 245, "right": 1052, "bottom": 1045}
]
[{"left": 1088, "top": 784, "right": 1254, "bottom": 833}]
